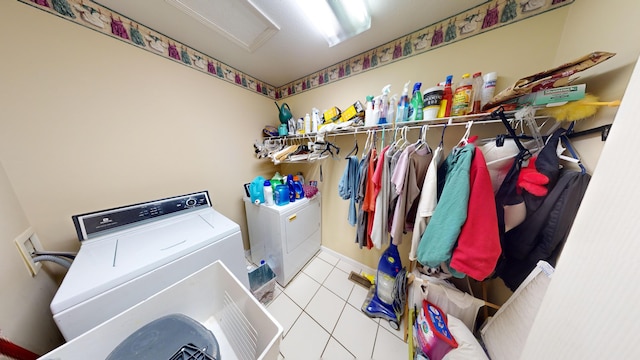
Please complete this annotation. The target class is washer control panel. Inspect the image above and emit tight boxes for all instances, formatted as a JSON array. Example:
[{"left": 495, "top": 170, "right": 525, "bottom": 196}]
[{"left": 72, "top": 191, "right": 211, "bottom": 241}]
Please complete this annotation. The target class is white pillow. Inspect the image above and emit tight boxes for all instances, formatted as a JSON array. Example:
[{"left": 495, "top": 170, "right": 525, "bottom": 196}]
[{"left": 443, "top": 315, "right": 489, "bottom": 360}]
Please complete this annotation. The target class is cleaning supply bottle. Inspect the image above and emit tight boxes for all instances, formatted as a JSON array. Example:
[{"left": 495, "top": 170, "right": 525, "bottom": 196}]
[
  {"left": 470, "top": 72, "right": 484, "bottom": 114},
  {"left": 296, "top": 171, "right": 305, "bottom": 185},
  {"left": 378, "top": 84, "right": 391, "bottom": 124},
  {"left": 364, "top": 95, "right": 376, "bottom": 127},
  {"left": 451, "top": 73, "right": 474, "bottom": 116},
  {"left": 270, "top": 171, "right": 284, "bottom": 192},
  {"left": 396, "top": 81, "right": 411, "bottom": 122},
  {"left": 372, "top": 96, "right": 382, "bottom": 125},
  {"left": 311, "top": 108, "right": 320, "bottom": 133},
  {"left": 293, "top": 176, "right": 304, "bottom": 200},
  {"left": 422, "top": 84, "right": 444, "bottom": 120},
  {"left": 263, "top": 180, "right": 274, "bottom": 206},
  {"left": 481, "top": 72, "right": 498, "bottom": 110},
  {"left": 304, "top": 113, "right": 311, "bottom": 133},
  {"left": 408, "top": 82, "right": 423, "bottom": 121},
  {"left": 386, "top": 94, "right": 397, "bottom": 123},
  {"left": 286, "top": 174, "right": 296, "bottom": 203},
  {"left": 437, "top": 75, "right": 453, "bottom": 118}
]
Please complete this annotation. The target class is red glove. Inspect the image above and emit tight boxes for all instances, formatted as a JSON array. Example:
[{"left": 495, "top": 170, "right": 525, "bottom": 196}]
[{"left": 517, "top": 156, "right": 549, "bottom": 197}]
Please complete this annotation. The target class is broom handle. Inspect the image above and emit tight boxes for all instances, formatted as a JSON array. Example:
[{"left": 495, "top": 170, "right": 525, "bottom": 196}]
[{"left": 581, "top": 100, "right": 621, "bottom": 107}]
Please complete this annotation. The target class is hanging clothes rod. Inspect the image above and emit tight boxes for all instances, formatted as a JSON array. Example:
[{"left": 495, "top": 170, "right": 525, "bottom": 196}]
[{"left": 269, "top": 110, "right": 551, "bottom": 140}]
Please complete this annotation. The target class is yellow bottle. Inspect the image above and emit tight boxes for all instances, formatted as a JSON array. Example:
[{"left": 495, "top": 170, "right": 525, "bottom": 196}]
[{"left": 451, "top": 73, "right": 473, "bottom": 116}]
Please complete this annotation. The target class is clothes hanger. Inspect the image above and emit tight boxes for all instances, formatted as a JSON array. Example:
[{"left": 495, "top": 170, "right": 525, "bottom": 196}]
[
  {"left": 397, "top": 126, "right": 409, "bottom": 150},
  {"left": 492, "top": 107, "right": 532, "bottom": 160},
  {"left": 345, "top": 133, "right": 359, "bottom": 159},
  {"left": 438, "top": 123, "right": 447, "bottom": 149},
  {"left": 363, "top": 129, "right": 373, "bottom": 154},
  {"left": 457, "top": 120, "right": 474, "bottom": 147},
  {"left": 414, "top": 124, "right": 429, "bottom": 151},
  {"left": 390, "top": 126, "right": 402, "bottom": 151},
  {"left": 516, "top": 105, "right": 544, "bottom": 153},
  {"left": 560, "top": 123, "right": 586, "bottom": 173}
]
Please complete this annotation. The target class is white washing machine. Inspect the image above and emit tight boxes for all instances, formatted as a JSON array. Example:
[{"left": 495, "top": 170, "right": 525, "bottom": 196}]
[{"left": 50, "top": 191, "right": 249, "bottom": 341}]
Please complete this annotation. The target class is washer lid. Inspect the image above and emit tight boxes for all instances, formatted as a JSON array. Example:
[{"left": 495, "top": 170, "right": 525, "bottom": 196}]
[{"left": 51, "top": 207, "right": 239, "bottom": 313}]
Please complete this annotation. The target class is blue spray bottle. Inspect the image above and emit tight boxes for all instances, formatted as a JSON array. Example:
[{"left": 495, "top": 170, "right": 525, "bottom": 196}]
[
  {"left": 378, "top": 84, "right": 391, "bottom": 124},
  {"left": 395, "top": 81, "right": 411, "bottom": 122}
]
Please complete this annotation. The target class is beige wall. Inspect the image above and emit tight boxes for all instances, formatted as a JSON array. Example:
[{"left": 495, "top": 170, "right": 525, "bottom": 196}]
[
  {"left": 0, "top": 1, "right": 274, "bottom": 354},
  {"left": 0, "top": 161, "right": 62, "bottom": 355},
  {"left": 1, "top": 0, "right": 637, "bottom": 355}
]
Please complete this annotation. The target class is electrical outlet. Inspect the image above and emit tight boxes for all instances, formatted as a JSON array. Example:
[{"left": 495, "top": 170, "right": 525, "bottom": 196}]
[{"left": 14, "top": 228, "right": 44, "bottom": 277}]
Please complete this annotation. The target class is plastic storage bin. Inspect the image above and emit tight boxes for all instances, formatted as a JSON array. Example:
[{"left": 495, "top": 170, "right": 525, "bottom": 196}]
[
  {"left": 39, "top": 261, "right": 283, "bottom": 360},
  {"left": 249, "top": 263, "right": 277, "bottom": 305}
]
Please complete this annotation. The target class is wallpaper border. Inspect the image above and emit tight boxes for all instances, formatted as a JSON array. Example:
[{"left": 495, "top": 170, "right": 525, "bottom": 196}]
[{"left": 18, "top": 0, "right": 574, "bottom": 100}]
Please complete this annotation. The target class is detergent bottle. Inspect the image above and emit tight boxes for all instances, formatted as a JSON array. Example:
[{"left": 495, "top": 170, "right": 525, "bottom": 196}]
[
  {"left": 286, "top": 174, "right": 296, "bottom": 203},
  {"left": 395, "top": 81, "right": 411, "bottom": 122},
  {"left": 293, "top": 176, "right": 304, "bottom": 200},
  {"left": 408, "top": 82, "right": 423, "bottom": 121},
  {"left": 270, "top": 171, "right": 284, "bottom": 192},
  {"left": 249, "top": 176, "right": 266, "bottom": 204}
]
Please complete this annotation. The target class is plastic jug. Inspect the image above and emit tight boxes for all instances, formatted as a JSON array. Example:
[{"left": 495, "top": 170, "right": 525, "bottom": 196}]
[
  {"left": 270, "top": 172, "right": 284, "bottom": 191},
  {"left": 249, "top": 176, "right": 266, "bottom": 204},
  {"left": 293, "top": 176, "right": 304, "bottom": 200},
  {"left": 274, "top": 184, "right": 290, "bottom": 206},
  {"left": 286, "top": 174, "right": 296, "bottom": 203}
]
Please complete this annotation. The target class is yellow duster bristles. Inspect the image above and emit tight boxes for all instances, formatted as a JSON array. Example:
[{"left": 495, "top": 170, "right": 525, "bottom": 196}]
[{"left": 537, "top": 94, "right": 620, "bottom": 122}]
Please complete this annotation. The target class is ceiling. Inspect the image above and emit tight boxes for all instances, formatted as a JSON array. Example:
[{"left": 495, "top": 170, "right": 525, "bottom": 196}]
[{"left": 96, "top": 0, "right": 487, "bottom": 87}]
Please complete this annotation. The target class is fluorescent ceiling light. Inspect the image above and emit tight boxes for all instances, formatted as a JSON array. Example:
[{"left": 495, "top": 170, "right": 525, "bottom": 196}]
[{"left": 299, "top": 0, "right": 371, "bottom": 47}]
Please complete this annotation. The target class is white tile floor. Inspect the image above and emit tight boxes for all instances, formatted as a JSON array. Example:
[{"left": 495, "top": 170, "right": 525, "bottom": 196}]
[{"left": 262, "top": 248, "right": 409, "bottom": 359}]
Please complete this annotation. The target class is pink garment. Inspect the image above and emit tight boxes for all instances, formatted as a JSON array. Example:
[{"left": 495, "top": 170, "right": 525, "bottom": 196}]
[
  {"left": 363, "top": 148, "right": 378, "bottom": 249},
  {"left": 31, "top": 0, "right": 49, "bottom": 7},
  {"left": 168, "top": 44, "right": 180, "bottom": 60},
  {"left": 110, "top": 17, "right": 129, "bottom": 40}
]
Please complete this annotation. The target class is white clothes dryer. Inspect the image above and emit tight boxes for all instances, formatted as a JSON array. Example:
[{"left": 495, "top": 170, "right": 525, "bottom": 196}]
[{"left": 50, "top": 191, "right": 249, "bottom": 341}]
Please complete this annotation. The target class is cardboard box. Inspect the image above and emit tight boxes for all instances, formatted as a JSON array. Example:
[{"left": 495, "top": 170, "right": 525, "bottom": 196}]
[{"left": 518, "top": 84, "right": 586, "bottom": 106}]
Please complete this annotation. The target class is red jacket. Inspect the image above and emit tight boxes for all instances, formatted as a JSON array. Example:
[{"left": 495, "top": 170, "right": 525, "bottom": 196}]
[{"left": 449, "top": 147, "right": 501, "bottom": 281}]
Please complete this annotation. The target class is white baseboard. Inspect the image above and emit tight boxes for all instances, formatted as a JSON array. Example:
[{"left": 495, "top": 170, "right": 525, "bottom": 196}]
[{"left": 319, "top": 245, "right": 376, "bottom": 274}]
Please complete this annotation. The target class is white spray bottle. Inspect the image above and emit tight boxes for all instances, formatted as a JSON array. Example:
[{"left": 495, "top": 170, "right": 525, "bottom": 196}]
[
  {"left": 311, "top": 108, "right": 320, "bottom": 133},
  {"left": 371, "top": 96, "right": 381, "bottom": 125}
]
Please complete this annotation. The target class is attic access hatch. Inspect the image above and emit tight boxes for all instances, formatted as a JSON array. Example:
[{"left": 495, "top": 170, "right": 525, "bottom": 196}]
[{"left": 165, "top": 0, "right": 279, "bottom": 53}]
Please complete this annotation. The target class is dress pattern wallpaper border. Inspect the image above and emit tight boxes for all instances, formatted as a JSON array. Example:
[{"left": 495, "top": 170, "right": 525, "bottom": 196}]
[{"left": 19, "top": 0, "right": 574, "bottom": 100}]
